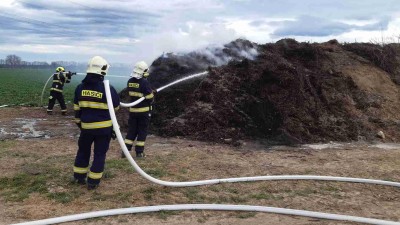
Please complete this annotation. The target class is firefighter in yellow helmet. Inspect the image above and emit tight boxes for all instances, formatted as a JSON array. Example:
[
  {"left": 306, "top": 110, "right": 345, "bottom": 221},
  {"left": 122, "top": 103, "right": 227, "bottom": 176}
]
[
  {"left": 72, "top": 56, "right": 120, "bottom": 190},
  {"left": 122, "top": 61, "right": 155, "bottom": 158},
  {"left": 47, "top": 66, "right": 75, "bottom": 115}
]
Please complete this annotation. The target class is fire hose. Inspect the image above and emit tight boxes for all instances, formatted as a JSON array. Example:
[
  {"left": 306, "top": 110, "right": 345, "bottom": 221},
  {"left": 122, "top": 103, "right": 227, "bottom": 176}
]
[{"left": 17, "top": 74, "right": 400, "bottom": 225}]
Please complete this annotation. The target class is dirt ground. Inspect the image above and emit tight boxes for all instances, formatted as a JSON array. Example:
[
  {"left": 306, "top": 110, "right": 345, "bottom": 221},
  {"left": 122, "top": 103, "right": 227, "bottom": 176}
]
[{"left": 1, "top": 107, "right": 400, "bottom": 225}]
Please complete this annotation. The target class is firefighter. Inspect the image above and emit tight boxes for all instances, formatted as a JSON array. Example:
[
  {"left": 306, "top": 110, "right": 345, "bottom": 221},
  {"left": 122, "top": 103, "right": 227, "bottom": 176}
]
[
  {"left": 47, "top": 66, "right": 75, "bottom": 115},
  {"left": 72, "top": 56, "right": 120, "bottom": 190},
  {"left": 122, "top": 61, "right": 155, "bottom": 158}
]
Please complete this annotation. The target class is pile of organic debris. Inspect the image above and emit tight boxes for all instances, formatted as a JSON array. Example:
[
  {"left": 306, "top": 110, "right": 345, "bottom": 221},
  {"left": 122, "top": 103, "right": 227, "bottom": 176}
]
[{"left": 118, "top": 39, "right": 400, "bottom": 145}]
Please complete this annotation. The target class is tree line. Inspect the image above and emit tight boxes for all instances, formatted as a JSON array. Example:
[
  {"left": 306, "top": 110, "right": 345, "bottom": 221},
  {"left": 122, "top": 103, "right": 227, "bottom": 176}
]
[
  {"left": 0, "top": 54, "right": 84, "bottom": 69},
  {"left": 0, "top": 54, "right": 129, "bottom": 70}
]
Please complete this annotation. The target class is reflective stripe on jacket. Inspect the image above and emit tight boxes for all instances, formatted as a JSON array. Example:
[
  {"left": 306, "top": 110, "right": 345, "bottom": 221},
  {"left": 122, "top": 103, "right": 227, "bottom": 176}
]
[
  {"left": 74, "top": 73, "right": 120, "bottom": 135},
  {"left": 127, "top": 77, "right": 154, "bottom": 113},
  {"left": 50, "top": 72, "right": 71, "bottom": 92}
]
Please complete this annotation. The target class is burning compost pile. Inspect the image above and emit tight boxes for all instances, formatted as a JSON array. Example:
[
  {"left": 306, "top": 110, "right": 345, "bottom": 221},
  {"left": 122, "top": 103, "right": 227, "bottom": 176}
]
[{"left": 119, "top": 39, "right": 400, "bottom": 145}]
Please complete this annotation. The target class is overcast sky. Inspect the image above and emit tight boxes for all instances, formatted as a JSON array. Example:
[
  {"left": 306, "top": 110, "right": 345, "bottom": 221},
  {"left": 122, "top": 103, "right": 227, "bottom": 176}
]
[{"left": 0, "top": 0, "right": 399, "bottom": 66}]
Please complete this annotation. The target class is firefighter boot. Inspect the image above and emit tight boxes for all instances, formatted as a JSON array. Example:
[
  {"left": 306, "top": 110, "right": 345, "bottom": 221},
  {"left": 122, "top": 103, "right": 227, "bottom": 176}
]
[
  {"left": 70, "top": 177, "right": 86, "bottom": 185},
  {"left": 136, "top": 152, "right": 146, "bottom": 158},
  {"left": 87, "top": 183, "right": 99, "bottom": 190}
]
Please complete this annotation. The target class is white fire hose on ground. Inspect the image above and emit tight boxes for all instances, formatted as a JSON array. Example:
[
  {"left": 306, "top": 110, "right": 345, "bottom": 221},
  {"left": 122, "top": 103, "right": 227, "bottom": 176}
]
[
  {"left": 14, "top": 75, "right": 400, "bottom": 225},
  {"left": 11, "top": 204, "right": 400, "bottom": 225}
]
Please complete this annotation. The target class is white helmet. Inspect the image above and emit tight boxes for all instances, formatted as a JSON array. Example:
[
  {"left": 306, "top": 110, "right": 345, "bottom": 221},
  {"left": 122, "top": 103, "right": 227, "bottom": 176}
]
[
  {"left": 87, "top": 56, "right": 110, "bottom": 76},
  {"left": 130, "top": 61, "right": 149, "bottom": 78}
]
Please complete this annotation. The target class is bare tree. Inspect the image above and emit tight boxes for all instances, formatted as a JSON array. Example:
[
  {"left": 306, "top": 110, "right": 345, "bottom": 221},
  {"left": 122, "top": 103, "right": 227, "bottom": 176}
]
[{"left": 5, "top": 55, "right": 22, "bottom": 67}]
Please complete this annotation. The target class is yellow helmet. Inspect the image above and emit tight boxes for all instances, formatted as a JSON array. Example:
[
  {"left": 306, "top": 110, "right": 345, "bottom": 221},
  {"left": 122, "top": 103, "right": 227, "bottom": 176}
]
[{"left": 56, "top": 67, "right": 65, "bottom": 72}]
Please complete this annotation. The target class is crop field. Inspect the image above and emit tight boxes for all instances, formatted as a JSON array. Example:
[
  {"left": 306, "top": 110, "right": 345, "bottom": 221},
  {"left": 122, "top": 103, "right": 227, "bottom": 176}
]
[
  {"left": 0, "top": 68, "right": 127, "bottom": 106},
  {"left": 0, "top": 68, "right": 79, "bottom": 106}
]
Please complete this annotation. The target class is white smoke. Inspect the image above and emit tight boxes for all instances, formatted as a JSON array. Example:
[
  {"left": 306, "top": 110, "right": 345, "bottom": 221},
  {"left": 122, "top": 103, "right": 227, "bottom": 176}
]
[
  {"left": 119, "top": 22, "right": 253, "bottom": 66},
  {"left": 189, "top": 39, "right": 259, "bottom": 67}
]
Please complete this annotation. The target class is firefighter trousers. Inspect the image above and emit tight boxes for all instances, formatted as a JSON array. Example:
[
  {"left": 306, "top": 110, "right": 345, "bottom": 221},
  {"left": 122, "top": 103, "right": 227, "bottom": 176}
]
[
  {"left": 73, "top": 132, "right": 111, "bottom": 185},
  {"left": 125, "top": 113, "right": 150, "bottom": 154},
  {"left": 47, "top": 91, "right": 67, "bottom": 113}
]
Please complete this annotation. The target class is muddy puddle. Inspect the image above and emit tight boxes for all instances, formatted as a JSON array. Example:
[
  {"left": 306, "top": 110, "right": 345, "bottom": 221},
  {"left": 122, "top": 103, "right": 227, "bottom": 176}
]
[{"left": 0, "top": 118, "right": 50, "bottom": 140}]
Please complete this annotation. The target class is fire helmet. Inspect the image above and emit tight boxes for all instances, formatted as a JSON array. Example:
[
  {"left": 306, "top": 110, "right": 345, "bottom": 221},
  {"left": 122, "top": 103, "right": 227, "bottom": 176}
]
[
  {"left": 131, "top": 61, "right": 149, "bottom": 78},
  {"left": 56, "top": 67, "right": 65, "bottom": 72},
  {"left": 87, "top": 56, "right": 110, "bottom": 76}
]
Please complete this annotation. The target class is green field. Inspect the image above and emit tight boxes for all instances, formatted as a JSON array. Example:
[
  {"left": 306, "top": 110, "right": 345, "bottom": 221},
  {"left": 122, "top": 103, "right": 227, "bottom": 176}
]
[{"left": 0, "top": 68, "right": 127, "bottom": 106}]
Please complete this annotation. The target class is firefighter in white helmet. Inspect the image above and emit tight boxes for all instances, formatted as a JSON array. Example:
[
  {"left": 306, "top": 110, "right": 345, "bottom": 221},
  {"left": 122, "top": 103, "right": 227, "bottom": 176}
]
[
  {"left": 122, "top": 61, "right": 155, "bottom": 158},
  {"left": 72, "top": 56, "right": 120, "bottom": 190}
]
